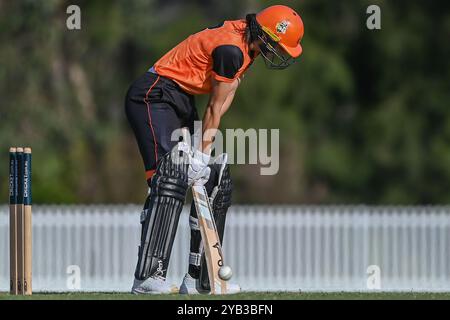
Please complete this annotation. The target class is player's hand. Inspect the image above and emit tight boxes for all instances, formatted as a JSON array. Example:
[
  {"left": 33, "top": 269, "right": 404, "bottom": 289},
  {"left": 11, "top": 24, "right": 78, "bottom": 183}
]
[
  {"left": 192, "top": 166, "right": 211, "bottom": 186},
  {"left": 187, "top": 149, "right": 211, "bottom": 186}
]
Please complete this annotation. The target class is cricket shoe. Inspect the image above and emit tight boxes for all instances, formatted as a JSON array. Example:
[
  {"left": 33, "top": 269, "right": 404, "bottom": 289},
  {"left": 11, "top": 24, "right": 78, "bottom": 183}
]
[
  {"left": 131, "top": 276, "right": 178, "bottom": 294},
  {"left": 179, "top": 273, "right": 241, "bottom": 294}
]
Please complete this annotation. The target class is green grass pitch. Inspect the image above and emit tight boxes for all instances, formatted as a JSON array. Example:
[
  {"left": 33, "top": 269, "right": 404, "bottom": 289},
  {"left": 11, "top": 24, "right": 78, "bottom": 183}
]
[{"left": 1, "top": 292, "right": 450, "bottom": 300}]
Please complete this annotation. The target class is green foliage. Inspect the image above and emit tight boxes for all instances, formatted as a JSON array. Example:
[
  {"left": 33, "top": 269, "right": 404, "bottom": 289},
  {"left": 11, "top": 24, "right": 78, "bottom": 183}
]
[{"left": 0, "top": 0, "right": 449, "bottom": 204}]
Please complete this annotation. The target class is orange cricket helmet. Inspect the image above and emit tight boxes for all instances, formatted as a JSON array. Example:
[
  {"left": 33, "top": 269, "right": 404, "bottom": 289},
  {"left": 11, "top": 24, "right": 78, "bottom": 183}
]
[
  {"left": 256, "top": 5, "right": 304, "bottom": 58},
  {"left": 246, "top": 5, "right": 304, "bottom": 69}
]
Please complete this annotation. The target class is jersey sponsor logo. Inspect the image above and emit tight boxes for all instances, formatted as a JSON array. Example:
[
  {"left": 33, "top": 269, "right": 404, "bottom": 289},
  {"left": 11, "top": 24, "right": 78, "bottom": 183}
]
[{"left": 276, "top": 20, "right": 289, "bottom": 34}]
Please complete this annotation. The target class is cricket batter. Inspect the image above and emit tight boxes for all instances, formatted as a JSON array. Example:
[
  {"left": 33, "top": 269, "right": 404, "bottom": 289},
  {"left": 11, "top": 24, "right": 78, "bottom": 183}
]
[{"left": 125, "top": 5, "right": 304, "bottom": 294}]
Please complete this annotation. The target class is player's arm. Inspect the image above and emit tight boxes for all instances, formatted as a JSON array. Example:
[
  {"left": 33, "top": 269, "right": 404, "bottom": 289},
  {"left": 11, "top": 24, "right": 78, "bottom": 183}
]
[
  {"left": 202, "top": 45, "right": 244, "bottom": 153},
  {"left": 219, "top": 77, "right": 242, "bottom": 116},
  {"left": 202, "top": 78, "right": 239, "bottom": 152}
]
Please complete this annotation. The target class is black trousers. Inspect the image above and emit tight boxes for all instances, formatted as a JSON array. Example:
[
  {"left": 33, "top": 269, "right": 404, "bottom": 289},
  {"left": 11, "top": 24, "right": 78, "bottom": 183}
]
[{"left": 125, "top": 72, "right": 198, "bottom": 182}]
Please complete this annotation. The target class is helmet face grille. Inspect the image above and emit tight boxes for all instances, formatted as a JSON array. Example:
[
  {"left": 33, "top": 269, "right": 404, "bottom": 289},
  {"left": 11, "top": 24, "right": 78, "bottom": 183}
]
[{"left": 257, "top": 33, "right": 295, "bottom": 70}]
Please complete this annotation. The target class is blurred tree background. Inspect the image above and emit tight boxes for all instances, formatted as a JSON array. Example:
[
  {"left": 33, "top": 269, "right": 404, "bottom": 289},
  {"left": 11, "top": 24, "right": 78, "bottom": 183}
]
[{"left": 1, "top": 0, "right": 450, "bottom": 204}]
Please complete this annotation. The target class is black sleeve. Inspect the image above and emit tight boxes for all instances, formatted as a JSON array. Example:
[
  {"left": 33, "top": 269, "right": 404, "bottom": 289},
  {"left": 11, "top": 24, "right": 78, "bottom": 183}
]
[{"left": 212, "top": 45, "right": 244, "bottom": 80}]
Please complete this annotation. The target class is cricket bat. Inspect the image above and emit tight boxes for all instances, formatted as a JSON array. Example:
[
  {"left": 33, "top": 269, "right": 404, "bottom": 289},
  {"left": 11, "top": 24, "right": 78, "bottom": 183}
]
[{"left": 192, "top": 185, "right": 227, "bottom": 294}]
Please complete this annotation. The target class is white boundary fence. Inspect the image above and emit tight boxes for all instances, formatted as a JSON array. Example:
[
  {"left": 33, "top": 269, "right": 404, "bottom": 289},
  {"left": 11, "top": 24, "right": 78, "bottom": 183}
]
[{"left": 1, "top": 205, "right": 450, "bottom": 292}]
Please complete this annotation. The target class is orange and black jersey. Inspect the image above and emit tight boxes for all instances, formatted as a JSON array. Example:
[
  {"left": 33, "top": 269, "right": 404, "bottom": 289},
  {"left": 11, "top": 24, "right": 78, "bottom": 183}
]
[{"left": 154, "top": 19, "right": 255, "bottom": 95}]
